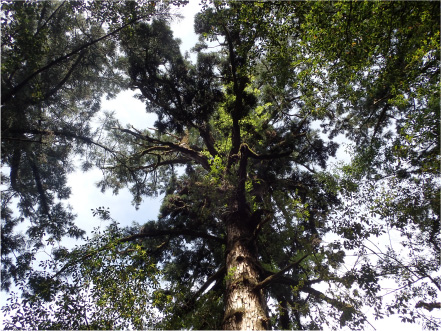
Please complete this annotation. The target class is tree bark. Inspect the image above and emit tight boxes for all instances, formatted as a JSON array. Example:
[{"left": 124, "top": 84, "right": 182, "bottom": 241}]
[{"left": 222, "top": 210, "right": 270, "bottom": 330}]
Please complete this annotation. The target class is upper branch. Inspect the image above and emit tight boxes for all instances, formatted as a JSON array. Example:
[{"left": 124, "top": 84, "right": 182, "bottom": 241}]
[
  {"left": 114, "top": 127, "right": 210, "bottom": 170},
  {"left": 415, "top": 301, "right": 441, "bottom": 312},
  {"left": 300, "top": 286, "right": 357, "bottom": 317},
  {"left": 55, "top": 227, "right": 225, "bottom": 278},
  {"left": 184, "top": 266, "right": 226, "bottom": 307},
  {"left": 254, "top": 254, "right": 309, "bottom": 290},
  {"left": 5, "top": 128, "right": 116, "bottom": 155},
  {"left": 2, "top": 13, "right": 155, "bottom": 105},
  {"left": 120, "top": 228, "right": 225, "bottom": 245}
]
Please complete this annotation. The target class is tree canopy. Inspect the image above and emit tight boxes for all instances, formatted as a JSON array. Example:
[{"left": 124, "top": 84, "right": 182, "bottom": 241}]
[
  {"left": 1, "top": 0, "right": 185, "bottom": 292},
  {"left": 2, "top": 1, "right": 439, "bottom": 330}
]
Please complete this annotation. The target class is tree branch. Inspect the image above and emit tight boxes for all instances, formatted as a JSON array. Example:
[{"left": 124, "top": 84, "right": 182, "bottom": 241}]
[
  {"left": 41, "top": 50, "right": 87, "bottom": 102},
  {"left": 199, "top": 126, "right": 219, "bottom": 158},
  {"left": 185, "top": 266, "right": 226, "bottom": 306},
  {"left": 114, "top": 127, "right": 210, "bottom": 170},
  {"left": 55, "top": 227, "right": 224, "bottom": 279},
  {"left": 29, "top": 158, "right": 52, "bottom": 220},
  {"left": 254, "top": 254, "right": 309, "bottom": 290},
  {"left": 5, "top": 128, "right": 116, "bottom": 155},
  {"left": 239, "top": 143, "right": 293, "bottom": 164},
  {"left": 120, "top": 228, "right": 225, "bottom": 245},
  {"left": 34, "top": 1, "right": 67, "bottom": 38},
  {"left": 2, "top": 13, "right": 154, "bottom": 105},
  {"left": 300, "top": 286, "right": 358, "bottom": 326},
  {"left": 415, "top": 301, "right": 441, "bottom": 312}
]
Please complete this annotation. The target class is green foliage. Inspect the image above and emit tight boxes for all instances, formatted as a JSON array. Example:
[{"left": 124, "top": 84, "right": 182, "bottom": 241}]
[
  {"left": 0, "top": 0, "right": 187, "bottom": 291},
  {"left": 2, "top": 1, "right": 440, "bottom": 330},
  {"left": 2, "top": 221, "right": 161, "bottom": 330}
]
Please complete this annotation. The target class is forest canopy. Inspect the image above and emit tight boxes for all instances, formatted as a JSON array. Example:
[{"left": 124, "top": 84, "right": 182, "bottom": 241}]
[{"left": 1, "top": 1, "right": 440, "bottom": 330}]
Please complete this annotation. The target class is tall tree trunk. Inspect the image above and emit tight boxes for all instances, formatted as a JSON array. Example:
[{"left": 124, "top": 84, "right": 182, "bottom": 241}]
[{"left": 222, "top": 210, "right": 270, "bottom": 330}]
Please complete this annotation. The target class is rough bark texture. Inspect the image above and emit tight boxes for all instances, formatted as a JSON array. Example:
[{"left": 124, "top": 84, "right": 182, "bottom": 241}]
[{"left": 222, "top": 210, "right": 270, "bottom": 330}]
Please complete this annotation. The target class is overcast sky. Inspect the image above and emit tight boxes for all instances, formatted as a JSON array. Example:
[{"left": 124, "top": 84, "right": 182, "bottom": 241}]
[{"left": 66, "top": 2, "right": 203, "bottom": 236}]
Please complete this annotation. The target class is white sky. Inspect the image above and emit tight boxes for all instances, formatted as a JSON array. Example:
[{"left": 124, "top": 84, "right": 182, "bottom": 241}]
[
  {"left": 66, "top": 2, "right": 203, "bottom": 235},
  {"left": 1, "top": 3, "right": 429, "bottom": 330}
]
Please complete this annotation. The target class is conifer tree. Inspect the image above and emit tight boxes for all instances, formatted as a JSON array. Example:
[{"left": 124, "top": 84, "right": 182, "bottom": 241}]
[{"left": 2, "top": 1, "right": 439, "bottom": 329}]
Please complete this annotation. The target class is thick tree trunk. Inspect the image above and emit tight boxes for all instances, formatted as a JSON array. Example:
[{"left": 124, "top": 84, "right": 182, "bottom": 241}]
[{"left": 222, "top": 210, "right": 270, "bottom": 330}]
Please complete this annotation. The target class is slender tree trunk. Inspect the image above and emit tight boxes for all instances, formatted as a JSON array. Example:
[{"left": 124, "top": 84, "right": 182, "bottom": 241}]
[{"left": 222, "top": 210, "right": 270, "bottom": 330}]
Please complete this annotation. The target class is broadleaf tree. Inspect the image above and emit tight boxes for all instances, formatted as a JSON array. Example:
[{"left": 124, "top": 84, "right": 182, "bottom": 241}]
[{"left": 2, "top": 1, "right": 439, "bottom": 330}]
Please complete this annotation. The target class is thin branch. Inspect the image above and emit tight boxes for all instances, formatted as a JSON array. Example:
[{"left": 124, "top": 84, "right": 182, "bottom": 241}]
[
  {"left": 2, "top": 136, "right": 43, "bottom": 144},
  {"left": 378, "top": 276, "right": 425, "bottom": 298},
  {"left": 254, "top": 254, "right": 309, "bottom": 290},
  {"left": 240, "top": 142, "right": 293, "bottom": 162},
  {"left": 290, "top": 158, "right": 317, "bottom": 174},
  {"left": 6, "top": 128, "right": 117, "bottom": 155},
  {"left": 29, "top": 158, "right": 52, "bottom": 221},
  {"left": 34, "top": 1, "right": 67, "bottom": 38},
  {"left": 114, "top": 127, "right": 210, "bottom": 170},
  {"left": 2, "top": 13, "right": 154, "bottom": 105},
  {"left": 120, "top": 228, "right": 225, "bottom": 245},
  {"left": 301, "top": 286, "right": 356, "bottom": 314},
  {"left": 185, "top": 266, "right": 226, "bottom": 306},
  {"left": 55, "top": 227, "right": 224, "bottom": 279},
  {"left": 371, "top": 104, "right": 390, "bottom": 140},
  {"left": 41, "top": 50, "right": 87, "bottom": 102}
]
